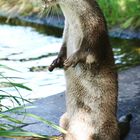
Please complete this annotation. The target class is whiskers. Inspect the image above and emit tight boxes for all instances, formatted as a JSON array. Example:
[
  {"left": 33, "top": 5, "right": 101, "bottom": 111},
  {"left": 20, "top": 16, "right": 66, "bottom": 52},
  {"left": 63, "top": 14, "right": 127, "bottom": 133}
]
[
  {"left": 52, "top": 5, "right": 63, "bottom": 24},
  {"left": 39, "top": 1, "right": 62, "bottom": 25}
]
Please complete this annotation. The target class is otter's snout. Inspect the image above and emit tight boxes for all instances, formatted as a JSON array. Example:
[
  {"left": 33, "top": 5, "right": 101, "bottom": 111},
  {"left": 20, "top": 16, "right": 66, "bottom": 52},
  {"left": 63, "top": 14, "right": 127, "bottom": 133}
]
[{"left": 42, "top": 0, "right": 54, "bottom": 7}]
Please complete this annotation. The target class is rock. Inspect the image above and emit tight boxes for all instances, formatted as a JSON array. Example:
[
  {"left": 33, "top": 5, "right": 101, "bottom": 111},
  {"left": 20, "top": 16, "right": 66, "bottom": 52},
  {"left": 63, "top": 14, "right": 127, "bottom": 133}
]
[{"left": 109, "top": 27, "right": 140, "bottom": 39}]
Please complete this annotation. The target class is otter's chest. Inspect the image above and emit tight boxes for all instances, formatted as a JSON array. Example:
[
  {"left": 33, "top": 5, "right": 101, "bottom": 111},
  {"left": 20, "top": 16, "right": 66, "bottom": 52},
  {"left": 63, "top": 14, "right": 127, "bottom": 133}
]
[
  {"left": 66, "top": 25, "right": 83, "bottom": 57},
  {"left": 60, "top": 5, "right": 83, "bottom": 57}
]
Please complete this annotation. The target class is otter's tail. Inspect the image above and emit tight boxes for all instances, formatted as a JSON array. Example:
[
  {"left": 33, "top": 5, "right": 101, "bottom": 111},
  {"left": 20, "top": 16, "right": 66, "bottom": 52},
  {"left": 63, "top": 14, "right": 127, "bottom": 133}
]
[{"left": 119, "top": 114, "right": 132, "bottom": 140}]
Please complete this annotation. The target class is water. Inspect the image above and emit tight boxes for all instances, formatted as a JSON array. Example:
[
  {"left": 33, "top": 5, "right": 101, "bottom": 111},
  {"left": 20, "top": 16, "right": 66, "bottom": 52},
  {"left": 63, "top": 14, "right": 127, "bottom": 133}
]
[
  {"left": 0, "top": 23, "right": 140, "bottom": 107},
  {"left": 112, "top": 38, "right": 140, "bottom": 70},
  {"left": 0, "top": 24, "right": 65, "bottom": 106}
]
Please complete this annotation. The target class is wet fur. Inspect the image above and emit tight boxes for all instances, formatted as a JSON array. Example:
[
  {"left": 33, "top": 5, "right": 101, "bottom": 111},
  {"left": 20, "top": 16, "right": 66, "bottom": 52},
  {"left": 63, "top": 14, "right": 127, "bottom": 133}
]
[{"left": 49, "top": 0, "right": 119, "bottom": 140}]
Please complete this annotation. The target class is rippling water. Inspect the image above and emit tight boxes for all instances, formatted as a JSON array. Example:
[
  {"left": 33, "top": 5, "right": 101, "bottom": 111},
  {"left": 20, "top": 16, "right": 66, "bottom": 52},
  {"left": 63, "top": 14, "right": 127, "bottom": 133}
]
[{"left": 0, "top": 24, "right": 65, "bottom": 106}]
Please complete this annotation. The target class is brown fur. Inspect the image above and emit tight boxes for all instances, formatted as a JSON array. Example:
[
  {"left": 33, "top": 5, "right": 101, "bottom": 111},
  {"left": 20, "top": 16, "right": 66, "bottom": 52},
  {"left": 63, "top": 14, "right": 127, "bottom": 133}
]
[
  {"left": 48, "top": 0, "right": 119, "bottom": 140},
  {"left": 11, "top": 1, "right": 132, "bottom": 140}
]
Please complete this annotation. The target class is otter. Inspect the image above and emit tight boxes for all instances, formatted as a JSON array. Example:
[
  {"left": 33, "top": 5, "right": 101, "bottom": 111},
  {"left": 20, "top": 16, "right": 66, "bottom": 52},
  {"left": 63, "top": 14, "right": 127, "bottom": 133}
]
[{"left": 47, "top": 0, "right": 131, "bottom": 140}]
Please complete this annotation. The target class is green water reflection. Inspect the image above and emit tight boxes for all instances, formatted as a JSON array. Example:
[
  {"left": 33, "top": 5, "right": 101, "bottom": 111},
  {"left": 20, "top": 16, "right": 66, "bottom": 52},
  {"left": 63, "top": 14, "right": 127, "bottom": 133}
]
[{"left": 111, "top": 38, "right": 140, "bottom": 71}]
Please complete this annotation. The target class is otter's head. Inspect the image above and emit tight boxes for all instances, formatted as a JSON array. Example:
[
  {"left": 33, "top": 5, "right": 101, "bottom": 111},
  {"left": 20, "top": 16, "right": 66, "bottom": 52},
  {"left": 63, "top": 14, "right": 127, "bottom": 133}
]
[
  {"left": 43, "top": 0, "right": 96, "bottom": 9},
  {"left": 43, "top": 0, "right": 58, "bottom": 7},
  {"left": 43, "top": 0, "right": 97, "bottom": 4},
  {"left": 43, "top": 0, "right": 80, "bottom": 6}
]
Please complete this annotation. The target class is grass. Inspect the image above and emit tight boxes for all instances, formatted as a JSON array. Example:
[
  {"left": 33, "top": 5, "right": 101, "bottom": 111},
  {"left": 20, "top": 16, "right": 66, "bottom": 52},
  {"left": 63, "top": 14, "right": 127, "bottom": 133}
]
[
  {"left": 0, "top": 64, "right": 67, "bottom": 139},
  {"left": 98, "top": 0, "right": 140, "bottom": 29}
]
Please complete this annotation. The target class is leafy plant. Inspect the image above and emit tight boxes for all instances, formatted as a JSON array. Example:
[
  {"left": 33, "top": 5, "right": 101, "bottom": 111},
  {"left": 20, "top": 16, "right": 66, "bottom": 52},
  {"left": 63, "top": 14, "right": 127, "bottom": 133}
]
[
  {"left": 98, "top": 0, "right": 140, "bottom": 29},
  {"left": 0, "top": 64, "right": 66, "bottom": 139},
  {"left": 0, "top": 106, "right": 66, "bottom": 139}
]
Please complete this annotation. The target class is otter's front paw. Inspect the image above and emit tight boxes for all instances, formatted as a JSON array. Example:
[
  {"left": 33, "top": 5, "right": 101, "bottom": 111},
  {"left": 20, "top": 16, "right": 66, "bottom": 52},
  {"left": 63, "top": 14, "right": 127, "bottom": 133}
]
[
  {"left": 64, "top": 53, "right": 80, "bottom": 68},
  {"left": 64, "top": 51, "right": 95, "bottom": 68},
  {"left": 48, "top": 57, "right": 64, "bottom": 72}
]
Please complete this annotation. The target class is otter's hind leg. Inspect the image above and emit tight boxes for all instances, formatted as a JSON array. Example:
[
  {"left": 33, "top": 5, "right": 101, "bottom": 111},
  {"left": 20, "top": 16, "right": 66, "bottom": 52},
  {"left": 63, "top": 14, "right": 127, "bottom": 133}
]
[
  {"left": 60, "top": 112, "right": 69, "bottom": 130},
  {"left": 59, "top": 113, "right": 70, "bottom": 140},
  {"left": 98, "top": 119, "right": 120, "bottom": 140}
]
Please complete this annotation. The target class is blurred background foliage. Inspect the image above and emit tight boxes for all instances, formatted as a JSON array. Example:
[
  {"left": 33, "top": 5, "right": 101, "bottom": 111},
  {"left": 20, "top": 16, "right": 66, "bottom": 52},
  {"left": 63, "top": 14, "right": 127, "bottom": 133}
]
[
  {"left": 98, "top": 0, "right": 140, "bottom": 29},
  {"left": 0, "top": 0, "right": 41, "bottom": 17},
  {"left": 0, "top": 0, "right": 139, "bottom": 29}
]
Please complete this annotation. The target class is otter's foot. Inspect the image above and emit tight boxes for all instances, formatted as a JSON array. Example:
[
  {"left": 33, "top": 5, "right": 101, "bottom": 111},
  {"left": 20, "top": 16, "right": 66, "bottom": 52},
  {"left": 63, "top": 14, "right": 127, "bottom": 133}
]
[
  {"left": 64, "top": 50, "right": 95, "bottom": 68},
  {"left": 60, "top": 112, "right": 69, "bottom": 130}
]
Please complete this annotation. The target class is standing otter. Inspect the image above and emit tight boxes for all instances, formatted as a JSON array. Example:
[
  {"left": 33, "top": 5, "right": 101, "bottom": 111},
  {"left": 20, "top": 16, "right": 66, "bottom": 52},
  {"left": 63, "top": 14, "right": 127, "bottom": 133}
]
[{"left": 47, "top": 0, "right": 130, "bottom": 140}]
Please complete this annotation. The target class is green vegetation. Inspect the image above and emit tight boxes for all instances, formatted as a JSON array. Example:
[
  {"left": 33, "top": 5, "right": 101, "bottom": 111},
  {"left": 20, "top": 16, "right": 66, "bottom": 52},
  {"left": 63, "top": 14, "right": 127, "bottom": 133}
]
[
  {"left": 98, "top": 0, "right": 140, "bottom": 29},
  {"left": 0, "top": 65, "right": 66, "bottom": 139}
]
